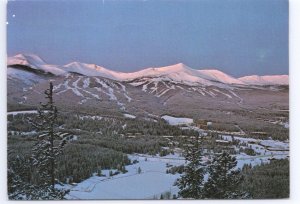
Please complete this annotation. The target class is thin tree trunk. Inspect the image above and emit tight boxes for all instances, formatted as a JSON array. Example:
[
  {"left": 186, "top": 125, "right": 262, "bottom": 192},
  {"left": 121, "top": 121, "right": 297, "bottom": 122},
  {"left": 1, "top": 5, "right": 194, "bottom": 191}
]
[{"left": 49, "top": 82, "right": 55, "bottom": 189}]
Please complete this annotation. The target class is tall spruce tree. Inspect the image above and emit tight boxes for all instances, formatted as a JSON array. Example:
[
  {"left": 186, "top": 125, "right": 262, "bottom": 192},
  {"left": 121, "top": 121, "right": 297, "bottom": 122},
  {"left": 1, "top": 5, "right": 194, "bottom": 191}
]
[
  {"left": 28, "top": 82, "right": 69, "bottom": 199},
  {"left": 175, "top": 134, "right": 205, "bottom": 199},
  {"left": 202, "top": 151, "right": 246, "bottom": 199}
]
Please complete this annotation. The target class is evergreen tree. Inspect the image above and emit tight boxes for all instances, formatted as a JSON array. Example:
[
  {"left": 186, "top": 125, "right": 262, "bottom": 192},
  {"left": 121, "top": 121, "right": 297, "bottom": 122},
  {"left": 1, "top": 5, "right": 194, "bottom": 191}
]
[
  {"left": 202, "top": 151, "right": 246, "bottom": 199},
  {"left": 121, "top": 165, "right": 127, "bottom": 173},
  {"left": 138, "top": 167, "right": 142, "bottom": 174},
  {"left": 97, "top": 168, "right": 102, "bottom": 176},
  {"left": 175, "top": 135, "right": 205, "bottom": 199},
  {"left": 28, "top": 82, "right": 69, "bottom": 199}
]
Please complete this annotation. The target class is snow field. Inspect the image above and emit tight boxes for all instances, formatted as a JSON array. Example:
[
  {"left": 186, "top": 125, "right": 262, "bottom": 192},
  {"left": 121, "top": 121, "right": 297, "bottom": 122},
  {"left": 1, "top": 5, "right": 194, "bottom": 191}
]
[
  {"left": 219, "top": 135, "right": 289, "bottom": 169},
  {"left": 161, "top": 115, "right": 194, "bottom": 126},
  {"left": 61, "top": 154, "right": 185, "bottom": 199},
  {"left": 124, "top": 113, "right": 136, "bottom": 119}
]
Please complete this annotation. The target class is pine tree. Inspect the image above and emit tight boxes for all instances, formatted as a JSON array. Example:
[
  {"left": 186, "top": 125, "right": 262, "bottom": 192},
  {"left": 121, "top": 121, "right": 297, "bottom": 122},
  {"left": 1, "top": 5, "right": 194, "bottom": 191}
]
[
  {"left": 202, "top": 151, "right": 246, "bottom": 199},
  {"left": 138, "top": 167, "right": 142, "bottom": 174},
  {"left": 98, "top": 168, "right": 102, "bottom": 176},
  {"left": 28, "top": 82, "right": 69, "bottom": 199},
  {"left": 175, "top": 135, "right": 205, "bottom": 199}
]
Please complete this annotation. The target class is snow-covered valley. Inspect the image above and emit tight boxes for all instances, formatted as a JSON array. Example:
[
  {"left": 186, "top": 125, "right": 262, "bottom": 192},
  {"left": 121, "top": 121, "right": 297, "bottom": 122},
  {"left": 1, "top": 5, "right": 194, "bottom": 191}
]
[
  {"left": 59, "top": 154, "right": 184, "bottom": 199},
  {"left": 58, "top": 132, "right": 289, "bottom": 200}
]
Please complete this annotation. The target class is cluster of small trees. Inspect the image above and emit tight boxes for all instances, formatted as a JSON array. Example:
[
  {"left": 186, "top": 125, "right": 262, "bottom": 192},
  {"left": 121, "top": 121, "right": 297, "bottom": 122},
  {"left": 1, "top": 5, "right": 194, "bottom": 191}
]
[
  {"left": 166, "top": 165, "right": 184, "bottom": 175},
  {"left": 120, "top": 119, "right": 198, "bottom": 136},
  {"left": 56, "top": 143, "right": 130, "bottom": 183},
  {"left": 75, "top": 134, "right": 164, "bottom": 155},
  {"left": 8, "top": 137, "right": 132, "bottom": 185},
  {"left": 175, "top": 135, "right": 248, "bottom": 199},
  {"left": 7, "top": 114, "right": 36, "bottom": 132},
  {"left": 239, "top": 123, "right": 289, "bottom": 141},
  {"left": 242, "top": 147, "right": 256, "bottom": 156}
]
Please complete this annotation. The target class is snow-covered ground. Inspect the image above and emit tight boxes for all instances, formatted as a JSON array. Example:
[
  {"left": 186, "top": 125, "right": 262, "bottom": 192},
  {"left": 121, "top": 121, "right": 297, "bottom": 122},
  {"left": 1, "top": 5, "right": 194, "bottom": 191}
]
[
  {"left": 7, "top": 68, "right": 45, "bottom": 85},
  {"left": 259, "top": 139, "right": 289, "bottom": 150},
  {"left": 78, "top": 115, "right": 103, "bottom": 121},
  {"left": 59, "top": 132, "right": 290, "bottom": 200},
  {"left": 124, "top": 113, "right": 136, "bottom": 119},
  {"left": 7, "top": 110, "right": 38, "bottom": 116},
  {"left": 161, "top": 115, "right": 193, "bottom": 126},
  {"left": 221, "top": 135, "right": 289, "bottom": 151},
  {"left": 235, "top": 153, "right": 288, "bottom": 169},
  {"left": 58, "top": 123, "right": 289, "bottom": 200},
  {"left": 219, "top": 135, "right": 289, "bottom": 169},
  {"left": 60, "top": 154, "right": 185, "bottom": 199}
]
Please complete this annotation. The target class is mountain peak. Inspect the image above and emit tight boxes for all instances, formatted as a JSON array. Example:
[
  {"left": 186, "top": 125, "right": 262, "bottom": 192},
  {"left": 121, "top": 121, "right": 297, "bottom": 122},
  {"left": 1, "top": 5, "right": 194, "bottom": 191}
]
[
  {"left": 63, "top": 61, "right": 120, "bottom": 79},
  {"left": 173, "top": 62, "right": 186, "bottom": 68},
  {"left": 67, "top": 61, "right": 112, "bottom": 72},
  {"left": 8, "top": 54, "right": 67, "bottom": 75},
  {"left": 8, "top": 53, "right": 46, "bottom": 68},
  {"left": 65, "top": 61, "right": 88, "bottom": 68},
  {"left": 14, "top": 53, "right": 43, "bottom": 59},
  {"left": 149, "top": 63, "right": 192, "bottom": 74}
]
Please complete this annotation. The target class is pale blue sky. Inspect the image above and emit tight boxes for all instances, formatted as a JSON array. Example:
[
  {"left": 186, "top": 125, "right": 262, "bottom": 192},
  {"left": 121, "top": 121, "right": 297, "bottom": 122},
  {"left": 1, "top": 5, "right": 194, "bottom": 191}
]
[{"left": 7, "top": 0, "right": 288, "bottom": 76}]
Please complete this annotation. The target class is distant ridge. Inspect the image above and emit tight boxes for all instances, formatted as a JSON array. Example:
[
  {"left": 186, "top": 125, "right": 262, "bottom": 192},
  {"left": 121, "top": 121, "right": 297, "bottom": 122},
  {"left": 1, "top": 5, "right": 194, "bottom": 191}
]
[
  {"left": 238, "top": 75, "right": 289, "bottom": 85},
  {"left": 7, "top": 54, "right": 289, "bottom": 86}
]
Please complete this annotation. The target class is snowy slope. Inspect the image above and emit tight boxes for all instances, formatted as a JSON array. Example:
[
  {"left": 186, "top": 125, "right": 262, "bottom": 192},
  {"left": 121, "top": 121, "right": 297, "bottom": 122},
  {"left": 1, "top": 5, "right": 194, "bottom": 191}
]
[
  {"left": 7, "top": 67, "right": 46, "bottom": 85},
  {"left": 61, "top": 154, "right": 185, "bottom": 199},
  {"left": 7, "top": 53, "right": 46, "bottom": 68},
  {"left": 62, "top": 62, "right": 124, "bottom": 80},
  {"left": 161, "top": 115, "right": 194, "bottom": 126},
  {"left": 238, "top": 75, "right": 289, "bottom": 85},
  {"left": 124, "top": 63, "right": 214, "bottom": 85},
  {"left": 8, "top": 54, "right": 66, "bottom": 75},
  {"left": 63, "top": 62, "right": 212, "bottom": 85},
  {"left": 123, "top": 63, "right": 245, "bottom": 88},
  {"left": 61, "top": 62, "right": 288, "bottom": 86},
  {"left": 197, "top": 69, "right": 245, "bottom": 84}
]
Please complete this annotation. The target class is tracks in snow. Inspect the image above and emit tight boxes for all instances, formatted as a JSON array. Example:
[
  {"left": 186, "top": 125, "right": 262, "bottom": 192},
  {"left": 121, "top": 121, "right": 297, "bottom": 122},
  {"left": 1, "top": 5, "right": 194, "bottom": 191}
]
[
  {"left": 129, "top": 79, "right": 244, "bottom": 105},
  {"left": 53, "top": 76, "right": 131, "bottom": 110}
]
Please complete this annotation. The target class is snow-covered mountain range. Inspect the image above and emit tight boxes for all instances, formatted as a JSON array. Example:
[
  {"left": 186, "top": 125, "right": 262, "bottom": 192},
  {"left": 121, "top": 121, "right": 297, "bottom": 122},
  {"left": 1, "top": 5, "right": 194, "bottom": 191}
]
[
  {"left": 7, "top": 54, "right": 288, "bottom": 86},
  {"left": 7, "top": 54, "right": 289, "bottom": 118}
]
